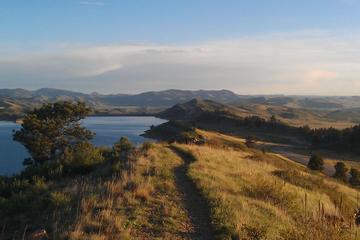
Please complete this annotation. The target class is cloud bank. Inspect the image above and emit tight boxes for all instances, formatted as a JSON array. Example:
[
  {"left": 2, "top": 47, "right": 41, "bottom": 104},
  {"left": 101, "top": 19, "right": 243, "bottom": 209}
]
[{"left": 0, "top": 31, "right": 359, "bottom": 95}]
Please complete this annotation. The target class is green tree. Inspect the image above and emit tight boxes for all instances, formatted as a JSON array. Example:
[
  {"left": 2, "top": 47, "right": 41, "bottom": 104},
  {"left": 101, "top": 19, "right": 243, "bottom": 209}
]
[
  {"left": 333, "top": 162, "right": 348, "bottom": 181},
  {"left": 13, "top": 101, "right": 93, "bottom": 165},
  {"left": 307, "top": 154, "right": 324, "bottom": 171},
  {"left": 350, "top": 168, "right": 360, "bottom": 186}
]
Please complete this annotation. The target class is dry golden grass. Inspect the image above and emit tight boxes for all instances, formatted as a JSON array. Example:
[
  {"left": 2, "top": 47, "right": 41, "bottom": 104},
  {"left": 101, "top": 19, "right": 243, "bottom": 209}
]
[
  {"left": 65, "top": 144, "right": 194, "bottom": 240},
  {"left": 176, "top": 143, "right": 360, "bottom": 240},
  {"left": 0, "top": 144, "right": 195, "bottom": 239},
  {"left": 4, "top": 129, "right": 360, "bottom": 239},
  {"left": 196, "top": 129, "right": 247, "bottom": 151}
]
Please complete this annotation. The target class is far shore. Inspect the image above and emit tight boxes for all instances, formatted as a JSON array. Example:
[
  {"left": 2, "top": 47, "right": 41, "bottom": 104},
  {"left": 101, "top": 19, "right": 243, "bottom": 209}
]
[
  {"left": 0, "top": 114, "right": 161, "bottom": 124},
  {"left": 90, "top": 113, "right": 157, "bottom": 117},
  {"left": 0, "top": 116, "right": 23, "bottom": 123}
]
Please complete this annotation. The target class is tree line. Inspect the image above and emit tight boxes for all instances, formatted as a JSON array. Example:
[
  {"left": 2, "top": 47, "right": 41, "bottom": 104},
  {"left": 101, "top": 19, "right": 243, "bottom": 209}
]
[
  {"left": 307, "top": 125, "right": 360, "bottom": 153},
  {"left": 195, "top": 110, "right": 360, "bottom": 153}
]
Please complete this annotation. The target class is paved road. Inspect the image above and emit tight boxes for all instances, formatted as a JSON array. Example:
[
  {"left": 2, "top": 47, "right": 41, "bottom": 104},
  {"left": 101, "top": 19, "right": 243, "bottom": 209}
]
[{"left": 271, "top": 146, "right": 335, "bottom": 176}]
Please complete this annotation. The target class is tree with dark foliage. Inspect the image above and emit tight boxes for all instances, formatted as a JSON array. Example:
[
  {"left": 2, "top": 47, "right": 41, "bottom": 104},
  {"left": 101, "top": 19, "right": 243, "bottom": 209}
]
[
  {"left": 309, "top": 124, "right": 360, "bottom": 153},
  {"left": 350, "top": 168, "right": 360, "bottom": 186},
  {"left": 13, "top": 101, "right": 93, "bottom": 165},
  {"left": 307, "top": 154, "right": 324, "bottom": 171},
  {"left": 333, "top": 162, "right": 348, "bottom": 181}
]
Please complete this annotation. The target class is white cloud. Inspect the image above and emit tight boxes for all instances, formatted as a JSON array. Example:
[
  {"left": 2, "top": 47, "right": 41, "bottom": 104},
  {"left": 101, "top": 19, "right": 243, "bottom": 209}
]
[{"left": 0, "top": 31, "right": 360, "bottom": 95}]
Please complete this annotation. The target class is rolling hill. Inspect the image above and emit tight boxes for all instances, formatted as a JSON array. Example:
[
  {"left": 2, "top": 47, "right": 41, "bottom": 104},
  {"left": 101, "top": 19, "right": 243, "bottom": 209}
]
[
  {"left": 1, "top": 88, "right": 360, "bottom": 128},
  {"left": 158, "top": 98, "right": 360, "bottom": 128}
]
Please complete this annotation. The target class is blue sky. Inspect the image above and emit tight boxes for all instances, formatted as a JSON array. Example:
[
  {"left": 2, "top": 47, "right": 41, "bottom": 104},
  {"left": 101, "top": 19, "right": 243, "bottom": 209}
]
[
  {"left": 1, "top": 0, "right": 358, "bottom": 44},
  {"left": 1, "top": 0, "right": 360, "bottom": 94}
]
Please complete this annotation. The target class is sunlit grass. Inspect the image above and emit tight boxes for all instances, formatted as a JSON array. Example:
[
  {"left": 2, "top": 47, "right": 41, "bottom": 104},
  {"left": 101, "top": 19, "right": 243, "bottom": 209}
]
[
  {"left": 67, "top": 144, "right": 193, "bottom": 240},
  {"left": 178, "top": 143, "right": 360, "bottom": 239}
]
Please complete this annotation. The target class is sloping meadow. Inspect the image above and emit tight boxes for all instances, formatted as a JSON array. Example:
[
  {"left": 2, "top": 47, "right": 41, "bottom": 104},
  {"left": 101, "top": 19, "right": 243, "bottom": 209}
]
[{"left": 179, "top": 144, "right": 360, "bottom": 240}]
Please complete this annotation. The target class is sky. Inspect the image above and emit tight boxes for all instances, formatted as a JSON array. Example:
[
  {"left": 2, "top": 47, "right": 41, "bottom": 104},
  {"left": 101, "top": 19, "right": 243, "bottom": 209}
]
[{"left": 0, "top": 0, "right": 360, "bottom": 95}]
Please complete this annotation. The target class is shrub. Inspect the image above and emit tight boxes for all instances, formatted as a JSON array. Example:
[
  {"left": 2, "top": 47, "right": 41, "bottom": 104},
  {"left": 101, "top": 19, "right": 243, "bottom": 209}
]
[
  {"left": 63, "top": 142, "right": 104, "bottom": 173},
  {"left": 349, "top": 168, "right": 360, "bottom": 186},
  {"left": 333, "top": 162, "right": 348, "bottom": 181},
  {"left": 49, "top": 191, "right": 71, "bottom": 207},
  {"left": 245, "top": 136, "right": 256, "bottom": 147},
  {"left": 0, "top": 178, "right": 31, "bottom": 198},
  {"left": 112, "top": 137, "right": 134, "bottom": 162},
  {"left": 21, "top": 161, "right": 64, "bottom": 179},
  {"left": 0, "top": 193, "right": 31, "bottom": 214},
  {"left": 307, "top": 154, "right": 324, "bottom": 171},
  {"left": 31, "top": 176, "right": 48, "bottom": 191}
]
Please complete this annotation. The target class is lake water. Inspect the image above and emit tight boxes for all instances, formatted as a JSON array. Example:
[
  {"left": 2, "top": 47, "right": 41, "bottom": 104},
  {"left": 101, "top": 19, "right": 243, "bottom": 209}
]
[{"left": 0, "top": 116, "right": 166, "bottom": 176}]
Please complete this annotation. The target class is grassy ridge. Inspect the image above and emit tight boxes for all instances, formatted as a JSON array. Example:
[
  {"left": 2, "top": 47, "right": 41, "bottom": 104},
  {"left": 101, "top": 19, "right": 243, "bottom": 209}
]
[
  {"left": 3, "top": 129, "right": 360, "bottom": 239},
  {"left": 176, "top": 143, "right": 360, "bottom": 239},
  {"left": 0, "top": 144, "right": 194, "bottom": 239}
]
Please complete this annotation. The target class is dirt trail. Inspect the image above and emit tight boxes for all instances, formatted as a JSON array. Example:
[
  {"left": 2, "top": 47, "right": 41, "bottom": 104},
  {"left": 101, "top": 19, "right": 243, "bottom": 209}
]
[{"left": 169, "top": 146, "right": 215, "bottom": 240}]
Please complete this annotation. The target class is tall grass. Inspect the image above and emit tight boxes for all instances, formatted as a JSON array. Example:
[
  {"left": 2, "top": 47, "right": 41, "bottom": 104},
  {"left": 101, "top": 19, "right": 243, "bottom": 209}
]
[
  {"left": 0, "top": 144, "right": 194, "bottom": 239},
  {"left": 180, "top": 144, "right": 360, "bottom": 240}
]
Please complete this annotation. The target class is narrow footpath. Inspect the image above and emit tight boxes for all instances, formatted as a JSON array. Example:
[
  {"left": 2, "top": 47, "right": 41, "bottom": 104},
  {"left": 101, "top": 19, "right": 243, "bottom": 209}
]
[{"left": 169, "top": 146, "right": 215, "bottom": 240}]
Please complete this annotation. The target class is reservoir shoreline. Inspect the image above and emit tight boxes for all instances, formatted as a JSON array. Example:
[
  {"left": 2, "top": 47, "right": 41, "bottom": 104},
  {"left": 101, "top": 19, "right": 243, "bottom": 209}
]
[{"left": 0, "top": 116, "right": 166, "bottom": 176}]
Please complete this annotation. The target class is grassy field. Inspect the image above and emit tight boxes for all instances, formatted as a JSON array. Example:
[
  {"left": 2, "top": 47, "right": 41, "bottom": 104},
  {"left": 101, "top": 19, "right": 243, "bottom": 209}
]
[
  {"left": 174, "top": 142, "right": 360, "bottom": 240},
  {"left": 2, "top": 129, "right": 360, "bottom": 239}
]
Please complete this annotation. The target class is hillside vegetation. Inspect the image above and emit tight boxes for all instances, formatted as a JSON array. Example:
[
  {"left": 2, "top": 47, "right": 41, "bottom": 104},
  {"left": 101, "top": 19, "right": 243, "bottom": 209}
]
[
  {"left": 175, "top": 142, "right": 360, "bottom": 239},
  {"left": 0, "top": 143, "right": 201, "bottom": 239},
  {"left": 3, "top": 100, "right": 360, "bottom": 239},
  {"left": 2, "top": 129, "right": 360, "bottom": 239}
]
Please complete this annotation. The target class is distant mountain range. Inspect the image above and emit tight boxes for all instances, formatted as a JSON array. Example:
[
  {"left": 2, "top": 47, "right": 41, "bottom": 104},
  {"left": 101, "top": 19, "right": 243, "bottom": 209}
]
[
  {"left": 1, "top": 87, "right": 360, "bottom": 108},
  {"left": 0, "top": 88, "right": 238, "bottom": 107},
  {"left": 1, "top": 88, "right": 360, "bottom": 127}
]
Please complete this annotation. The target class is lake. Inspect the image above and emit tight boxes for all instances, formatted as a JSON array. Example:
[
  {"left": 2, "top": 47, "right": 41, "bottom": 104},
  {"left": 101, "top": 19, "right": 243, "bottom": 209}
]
[{"left": 0, "top": 116, "right": 166, "bottom": 176}]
